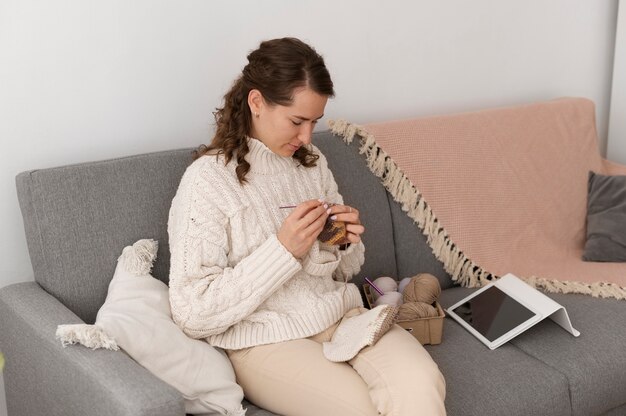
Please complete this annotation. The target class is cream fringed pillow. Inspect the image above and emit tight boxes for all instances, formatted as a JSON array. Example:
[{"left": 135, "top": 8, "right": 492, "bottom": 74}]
[{"left": 56, "top": 239, "right": 245, "bottom": 416}]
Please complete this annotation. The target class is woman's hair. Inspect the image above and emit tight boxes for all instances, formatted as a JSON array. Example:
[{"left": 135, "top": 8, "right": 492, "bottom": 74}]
[{"left": 194, "top": 37, "right": 335, "bottom": 184}]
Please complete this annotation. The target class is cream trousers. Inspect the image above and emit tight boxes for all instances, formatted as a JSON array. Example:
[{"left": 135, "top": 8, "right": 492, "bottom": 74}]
[{"left": 227, "top": 308, "right": 446, "bottom": 416}]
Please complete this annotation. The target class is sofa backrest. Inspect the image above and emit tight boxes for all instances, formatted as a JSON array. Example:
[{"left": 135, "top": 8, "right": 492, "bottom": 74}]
[
  {"left": 16, "top": 131, "right": 452, "bottom": 323},
  {"left": 16, "top": 149, "right": 193, "bottom": 323},
  {"left": 314, "top": 132, "right": 452, "bottom": 287}
]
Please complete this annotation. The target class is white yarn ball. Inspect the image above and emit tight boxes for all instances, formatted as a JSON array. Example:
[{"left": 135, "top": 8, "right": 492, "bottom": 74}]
[
  {"left": 398, "top": 277, "right": 412, "bottom": 294},
  {"left": 372, "top": 276, "right": 398, "bottom": 293},
  {"left": 374, "top": 291, "right": 403, "bottom": 307}
]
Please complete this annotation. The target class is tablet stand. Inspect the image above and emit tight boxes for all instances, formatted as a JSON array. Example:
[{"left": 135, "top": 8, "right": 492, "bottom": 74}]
[
  {"left": 494, "top": 274, "right": 580, "bottom": 337},
  {"left": 446, "top": 273, "right": 581, "bottom": 350}
]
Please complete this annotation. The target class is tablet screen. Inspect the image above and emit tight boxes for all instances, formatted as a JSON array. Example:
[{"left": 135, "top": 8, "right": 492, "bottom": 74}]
[{"left": 450, "top": 286, "right": 537, "bottom": 342}]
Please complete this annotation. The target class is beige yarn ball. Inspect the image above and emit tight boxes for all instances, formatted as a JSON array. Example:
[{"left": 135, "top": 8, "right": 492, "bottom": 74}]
[
  {"left": 402, "top": 273, "right": 441, "bottom": 305},
  {"left": 374, "top": 291, "right": 403, "bottom": 307},
  {"left": 397, "top": 302, "right": 439, "bottom": 321}
]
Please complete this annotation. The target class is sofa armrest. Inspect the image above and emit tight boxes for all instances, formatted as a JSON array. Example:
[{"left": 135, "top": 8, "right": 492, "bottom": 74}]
[{"left": 0, "top": 282, "right": 185, "bottom": 416}]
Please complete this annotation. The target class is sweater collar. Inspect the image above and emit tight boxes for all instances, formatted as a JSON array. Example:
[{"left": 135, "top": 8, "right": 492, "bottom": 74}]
[{"left": 246, "top": 137, "right": 298, "bottom": 174}]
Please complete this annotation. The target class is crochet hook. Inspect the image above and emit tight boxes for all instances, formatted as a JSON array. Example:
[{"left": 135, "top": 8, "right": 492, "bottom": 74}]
[
  {"left": 364, "top": 277, "right": 385, "bottom": 296},
  {"left": 279, "top": 201, "right": 335, "bottom": 209}
]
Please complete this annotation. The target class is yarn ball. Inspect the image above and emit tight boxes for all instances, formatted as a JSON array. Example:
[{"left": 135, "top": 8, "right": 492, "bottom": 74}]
[
  {"left": 397, "top": 302, "right": 439, "bottom": 321},
  {"left": 373, "top": 291, "right": 403, "bottom": 307},
  {"left": 402, "top": 273, "right": 441, "bottom": 304},
  {"left": 371, "top": 276, "right": 398, "bottom": 299},
  {"left": 317, "top": 219, "right": 347, "bottom": 245},
  {"left": 398, "top": 277, "right": 412, "bottom": 294}
]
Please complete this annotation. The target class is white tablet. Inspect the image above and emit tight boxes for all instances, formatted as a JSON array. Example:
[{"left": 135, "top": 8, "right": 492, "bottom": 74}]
[{"left": 446, "top": 274, "right": 579, "bottom": 350}]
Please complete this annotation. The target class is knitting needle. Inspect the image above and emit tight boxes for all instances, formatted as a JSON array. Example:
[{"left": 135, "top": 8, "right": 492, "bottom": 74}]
[{"left": 364, "top": 277, "right": 385, "bottom": 296}]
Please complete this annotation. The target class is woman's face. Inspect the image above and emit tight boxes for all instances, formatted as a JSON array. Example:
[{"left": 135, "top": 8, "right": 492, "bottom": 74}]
[{"left": 249, "top": 87, "right": 328, "bottom": 157}]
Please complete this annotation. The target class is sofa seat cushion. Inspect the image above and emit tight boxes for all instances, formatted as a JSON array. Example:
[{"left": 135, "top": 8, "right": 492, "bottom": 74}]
[
  {"left": 509, "top": 293, "right": 626, "bottom": 416},
  {"left": 427, "top": 287, "right": 571, "bottom": 416},
  {"left": 437, "top": 287, "right": 626, "bottom": 416}
]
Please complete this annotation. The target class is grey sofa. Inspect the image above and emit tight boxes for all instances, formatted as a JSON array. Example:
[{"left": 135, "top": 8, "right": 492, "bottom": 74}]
[{"left": 1, "top": 126, "right": 625, "bottom": 416}]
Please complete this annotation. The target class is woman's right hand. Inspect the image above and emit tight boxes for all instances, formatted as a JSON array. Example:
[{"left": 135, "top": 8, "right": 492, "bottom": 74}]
[{"left": 278, "top": 199, "right": 330, "bottom": 258}]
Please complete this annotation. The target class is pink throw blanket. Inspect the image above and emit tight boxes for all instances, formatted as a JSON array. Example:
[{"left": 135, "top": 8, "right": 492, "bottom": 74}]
[{"left": 331, "top": 98, "right": 626, "bottom": 299}]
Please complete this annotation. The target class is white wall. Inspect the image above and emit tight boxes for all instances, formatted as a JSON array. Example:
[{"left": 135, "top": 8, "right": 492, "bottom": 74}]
[
  {"left": 0, "top": 0, "right": 619, "bottom": 288},
  {"left": 608, "top": 1, "right": 626, "bottom": 163}
]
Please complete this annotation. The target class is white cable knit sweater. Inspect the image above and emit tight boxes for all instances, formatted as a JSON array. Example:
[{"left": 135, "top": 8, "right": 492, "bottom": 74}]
[{"left": 168, "top": 138, "right": 364, "bottom": 350}]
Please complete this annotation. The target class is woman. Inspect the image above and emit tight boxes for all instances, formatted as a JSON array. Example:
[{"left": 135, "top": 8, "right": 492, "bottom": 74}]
[{"left": 168, "top": 37, "right": 446, "bottom": 416}]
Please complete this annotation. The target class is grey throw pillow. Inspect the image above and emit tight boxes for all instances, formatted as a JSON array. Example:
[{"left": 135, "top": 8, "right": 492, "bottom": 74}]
[{"left": 582, "top": 171, "right": 626, "bottom": 262}]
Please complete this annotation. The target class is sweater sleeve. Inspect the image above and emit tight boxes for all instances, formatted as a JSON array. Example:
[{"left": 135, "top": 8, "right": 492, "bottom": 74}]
[
  {"left": 315, "top": 149, "right": 366, "bottom": 282},
  {"left": 168, "top": 161, "right": 302, "bottom": 339}
]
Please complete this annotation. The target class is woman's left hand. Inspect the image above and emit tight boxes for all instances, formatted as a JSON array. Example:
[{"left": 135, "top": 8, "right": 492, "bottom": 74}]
[{"left": 328, "top": 204, "right": 365, "bottom": 245}]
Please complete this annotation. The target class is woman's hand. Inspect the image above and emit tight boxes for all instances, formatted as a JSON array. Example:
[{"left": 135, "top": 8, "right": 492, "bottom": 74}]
[
  {"left": 278, "top": 199, "right": 330, "bottom": 258},
  {"left": 328, "top": 204, "right": 365, "bottom": 245}
]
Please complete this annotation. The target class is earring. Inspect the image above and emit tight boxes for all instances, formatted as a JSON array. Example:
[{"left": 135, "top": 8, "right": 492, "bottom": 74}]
[{"left": 255, "top": 112, "right": 259, "bottom": 118}]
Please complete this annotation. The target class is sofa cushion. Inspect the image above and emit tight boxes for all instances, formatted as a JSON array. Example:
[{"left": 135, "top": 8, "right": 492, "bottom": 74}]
[
  {"left": 313, "top": 130, "right": 398, "bottom": 286},
  {"left": 438, "top": 287, "right": 626, "bottom": 416},
  {"left": 428, "top": 287, "right": 571, "bottom": 416},
  {"left": 388, "top": 193, "right": 455, "bottom": 289},
  {"left": 583, "top": 171, "right": 626, "bottom": 262},
  {"left": 16, "top": 148, "right": 194, "bottom": 323},
  {"left": 601, "top": 404, "right": 626, "bottom": 415},
  {"left": 509, "top": 293, "right": 626, "bottom": 416}
]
